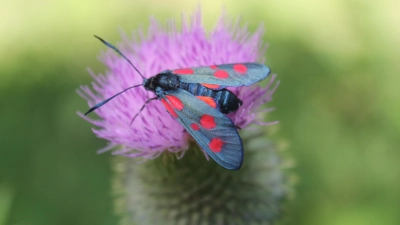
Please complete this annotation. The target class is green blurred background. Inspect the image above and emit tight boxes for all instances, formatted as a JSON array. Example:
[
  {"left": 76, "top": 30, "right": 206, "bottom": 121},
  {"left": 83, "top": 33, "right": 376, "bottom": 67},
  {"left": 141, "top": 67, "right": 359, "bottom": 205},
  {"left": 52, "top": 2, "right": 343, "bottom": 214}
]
[{"left": 1, "top": 0, "right": 399, "bottom": 224}]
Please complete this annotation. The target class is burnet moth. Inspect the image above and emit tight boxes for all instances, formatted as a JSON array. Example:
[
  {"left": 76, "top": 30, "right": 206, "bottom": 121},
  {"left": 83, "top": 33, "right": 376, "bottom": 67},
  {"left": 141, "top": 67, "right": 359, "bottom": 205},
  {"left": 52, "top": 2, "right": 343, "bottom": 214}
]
[{"left": 85, "top": 35, "right": 271, "bottom": 170}]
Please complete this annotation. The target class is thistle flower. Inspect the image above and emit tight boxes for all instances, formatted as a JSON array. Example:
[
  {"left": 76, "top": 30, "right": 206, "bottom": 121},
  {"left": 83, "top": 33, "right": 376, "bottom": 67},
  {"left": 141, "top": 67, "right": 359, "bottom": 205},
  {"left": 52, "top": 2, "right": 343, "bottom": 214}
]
[
  {"left": 79, "top": 9, "right": 290, "bottom": 225},
  {"left": 78, "top": 10, "right": 278, "bottom": 159}
]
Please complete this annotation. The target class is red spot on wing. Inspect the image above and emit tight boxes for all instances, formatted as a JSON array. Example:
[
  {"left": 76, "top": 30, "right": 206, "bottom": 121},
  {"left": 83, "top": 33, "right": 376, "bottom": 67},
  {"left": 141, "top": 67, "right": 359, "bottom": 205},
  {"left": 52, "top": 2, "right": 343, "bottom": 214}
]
[
  {"left": 209, "top": 138, "right": 224, "bottom": 153},
  {"left": 233, "top": 64, "right": 247, "bottom": 74},
  {"left": 210, "top": 65, "right": 218, "bottom": 70},
  {"left": 190, "top": 123, "right": 200, "bottom": 131},
  {"left": 173, "top": 68, "right": 194, "bottom": 75},
  {"left": 166, "top": 95, "right": 184, "bottom": 110},
  {"left": 201, "top": 84, "right": 220, "bottom": 89},
  {"left": 161, "top": 99, "right": 178, "bottom": 118},
  {"left": 196, "top": 96, "right": 217, "bottom": 108},
  {"left": 200, "top": 114, "right": 216, "bottom": 129},
  {"left": 214, "top": 70, "right": 229, "bottom": 79}
]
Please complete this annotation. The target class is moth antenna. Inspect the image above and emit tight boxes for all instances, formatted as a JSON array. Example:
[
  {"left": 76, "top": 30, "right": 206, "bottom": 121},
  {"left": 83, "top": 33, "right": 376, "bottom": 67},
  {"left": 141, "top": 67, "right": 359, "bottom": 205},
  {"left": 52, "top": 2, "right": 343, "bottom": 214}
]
[
  {"left": 84, "top": 84, "right": 142, "bottom": 115},
  {"left": 94, "top": 35, "right": 145, "bottom": 79}
]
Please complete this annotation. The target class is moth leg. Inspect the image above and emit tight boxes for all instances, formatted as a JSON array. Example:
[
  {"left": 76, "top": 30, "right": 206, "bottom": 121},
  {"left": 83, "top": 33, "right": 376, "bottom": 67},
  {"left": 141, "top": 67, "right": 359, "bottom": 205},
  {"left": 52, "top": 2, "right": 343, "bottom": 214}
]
[{"left": 130, "top": 97, "right": 158, "bottom": 125}]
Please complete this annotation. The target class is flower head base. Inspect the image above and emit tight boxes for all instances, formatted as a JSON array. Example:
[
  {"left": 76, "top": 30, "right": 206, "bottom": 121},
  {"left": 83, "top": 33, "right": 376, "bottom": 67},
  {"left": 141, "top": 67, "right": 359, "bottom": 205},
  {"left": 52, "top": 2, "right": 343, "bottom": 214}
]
[
  {"left": 113, "top": 128, "right": 290, "bottom": 225},
  {"left": 78, "top": 10, "right": 278, "bottom": 159}
]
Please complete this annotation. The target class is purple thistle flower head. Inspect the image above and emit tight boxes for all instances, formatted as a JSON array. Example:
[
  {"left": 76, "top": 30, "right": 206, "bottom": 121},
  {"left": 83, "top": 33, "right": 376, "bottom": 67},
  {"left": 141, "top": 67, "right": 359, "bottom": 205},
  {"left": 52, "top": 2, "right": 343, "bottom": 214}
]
[{"left": 78, "top": 10, "right": 278, "bottom": 159}]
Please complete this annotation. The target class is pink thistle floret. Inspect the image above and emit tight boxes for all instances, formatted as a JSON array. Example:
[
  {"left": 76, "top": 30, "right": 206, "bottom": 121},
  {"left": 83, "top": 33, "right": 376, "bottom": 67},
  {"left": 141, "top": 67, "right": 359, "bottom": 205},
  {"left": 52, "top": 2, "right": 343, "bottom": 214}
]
[{"left": 78, "top": 10, "right": 278, "bottom": 159}]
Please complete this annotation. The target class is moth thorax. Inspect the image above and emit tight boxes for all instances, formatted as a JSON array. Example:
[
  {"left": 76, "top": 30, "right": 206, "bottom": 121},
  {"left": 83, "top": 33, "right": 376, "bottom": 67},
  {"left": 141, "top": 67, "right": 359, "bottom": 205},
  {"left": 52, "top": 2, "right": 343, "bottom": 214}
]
[{"left": 155, "top": 72, "right": 180, "bottom": 90}]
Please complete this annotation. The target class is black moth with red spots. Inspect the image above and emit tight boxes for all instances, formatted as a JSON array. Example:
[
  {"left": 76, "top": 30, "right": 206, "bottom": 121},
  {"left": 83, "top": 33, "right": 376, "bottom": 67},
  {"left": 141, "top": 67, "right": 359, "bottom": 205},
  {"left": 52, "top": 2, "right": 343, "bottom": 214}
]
[{"left": 85, "top": 36, "right": 271, "bottom": 170}]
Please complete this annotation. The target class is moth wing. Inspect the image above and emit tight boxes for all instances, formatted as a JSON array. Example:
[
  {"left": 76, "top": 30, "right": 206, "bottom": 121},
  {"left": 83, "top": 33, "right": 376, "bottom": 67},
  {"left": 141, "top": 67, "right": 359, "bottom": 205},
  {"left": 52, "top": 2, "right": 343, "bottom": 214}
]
[
  {"left": 162, "top": 89, "right": 244, "bottom": 170},
  {"left": 173, "top": 63, "right": 270, "bottom": 88}
]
